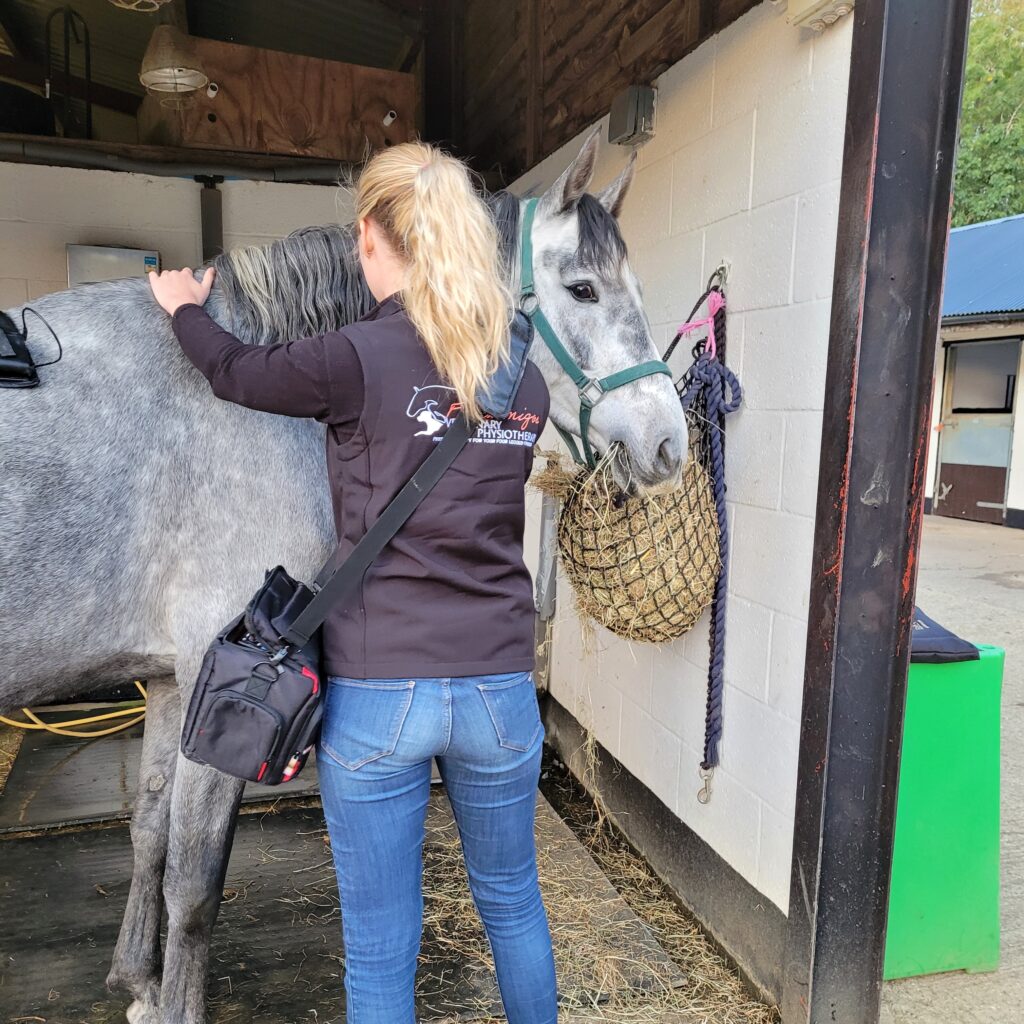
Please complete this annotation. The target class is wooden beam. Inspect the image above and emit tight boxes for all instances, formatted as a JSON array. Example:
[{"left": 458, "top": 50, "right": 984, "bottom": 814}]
[
  {"left": 377, "top": 0, "right": 424, "bottom": 16},
  {"left": 617, "top": 0, "right": 700, "bottom": 68},
  {"left": 0, "top": 132, "right": 346, "bottom": 180},
  {"left": 423, "top": 0, "right": 456, "bottom": 146},
  {"left": 0, "top": 19, "right": 19, "bottom": 58},
  {"left": 524, "top": 0, "right": 542, "bottom": 167},
  {"left": 0, "top": 54, "right": 141, "bottom": 115}
]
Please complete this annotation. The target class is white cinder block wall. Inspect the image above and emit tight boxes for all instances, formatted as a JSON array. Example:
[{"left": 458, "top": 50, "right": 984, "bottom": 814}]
[
  {"left": 0, "top": 163, "right": 346, "bottom": 308},
  {"left": 515, "top": 3, "right": 853, "bottom": 911}
]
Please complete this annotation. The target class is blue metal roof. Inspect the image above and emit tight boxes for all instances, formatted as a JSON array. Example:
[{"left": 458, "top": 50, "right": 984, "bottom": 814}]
[{"left": 943, "top": 213, "right": 1024, "bottom": 320}]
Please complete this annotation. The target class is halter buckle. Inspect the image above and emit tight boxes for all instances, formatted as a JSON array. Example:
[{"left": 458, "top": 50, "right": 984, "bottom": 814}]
[
  {"left": 579, "top": 377, "right": 605, "bottom": 407},
  {"left": 519, "top": 292, "right": 539, "bottom": 317}
]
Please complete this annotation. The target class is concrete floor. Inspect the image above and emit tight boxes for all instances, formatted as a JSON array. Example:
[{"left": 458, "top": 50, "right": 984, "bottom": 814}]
[{"left": 880, "top": 515, "right": 1023, "bottom": 1024}]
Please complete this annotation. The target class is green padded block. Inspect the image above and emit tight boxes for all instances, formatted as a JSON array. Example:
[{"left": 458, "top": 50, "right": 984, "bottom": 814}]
[{"left": 884, "top": 644, "right": 1003, "bottom": 979}]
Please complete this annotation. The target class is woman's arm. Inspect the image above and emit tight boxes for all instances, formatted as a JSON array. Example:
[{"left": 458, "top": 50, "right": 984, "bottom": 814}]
[{"left": 150, "top": 267, "right": 361, "bottom": 424}]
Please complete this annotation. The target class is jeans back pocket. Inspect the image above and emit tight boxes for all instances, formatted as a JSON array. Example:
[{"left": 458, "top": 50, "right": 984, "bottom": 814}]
[
  {"left": 319, "top": 678, "right": 416, "bottom": 770},
  {"left": 477, "top": 672, "right": 543, "bottom": 752}
]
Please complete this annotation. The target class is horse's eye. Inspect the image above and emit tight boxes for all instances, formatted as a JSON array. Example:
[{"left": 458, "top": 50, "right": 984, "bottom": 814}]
[{"left": 568, "top": 283, "right": 597, "bottom": 303}]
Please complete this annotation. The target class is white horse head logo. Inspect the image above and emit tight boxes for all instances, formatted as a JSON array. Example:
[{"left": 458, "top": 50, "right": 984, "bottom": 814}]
[{"left": 406, "top": 385, "right": 459, "bottom": 436}]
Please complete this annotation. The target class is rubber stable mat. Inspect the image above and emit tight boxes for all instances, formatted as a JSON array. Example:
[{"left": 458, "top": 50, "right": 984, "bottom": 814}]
[
  {"left": 0, "top": 800, "right": 683, "bottom": 1022},
  {"left": 0, "top": 721, "right": 321, "bottom": 833}
]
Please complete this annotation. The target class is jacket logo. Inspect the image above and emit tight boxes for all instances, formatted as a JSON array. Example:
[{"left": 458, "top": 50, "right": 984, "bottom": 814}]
[
  {"left": 405, "top": 385, "right": 540, "bottom": 448},
  {"left": 406, "top": 385, "right": 460, "bottom": 436}
]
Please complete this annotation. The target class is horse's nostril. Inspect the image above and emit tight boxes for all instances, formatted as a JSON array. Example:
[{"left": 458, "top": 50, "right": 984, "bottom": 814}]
[{"left": 656, "top": 434, "right": 683, "bottom": 475}]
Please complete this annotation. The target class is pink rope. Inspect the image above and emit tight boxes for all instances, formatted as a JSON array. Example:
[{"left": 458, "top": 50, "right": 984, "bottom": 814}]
[{"left": 675, "top": 289, "right": 725, "bottom": 360}]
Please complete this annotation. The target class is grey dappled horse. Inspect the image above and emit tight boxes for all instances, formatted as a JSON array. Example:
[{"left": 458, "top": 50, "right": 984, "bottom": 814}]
[{"left": 0, "top": 131, "right": 685, "bottom": 1024}]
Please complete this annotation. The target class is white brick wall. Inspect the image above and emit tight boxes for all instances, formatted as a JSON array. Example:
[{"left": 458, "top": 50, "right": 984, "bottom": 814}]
[
  {"left": 515, "top": 2, "right": 852, "bottom": 912},
  {"left": 0, "top": 163, "right": 346, "bottom": 303}
]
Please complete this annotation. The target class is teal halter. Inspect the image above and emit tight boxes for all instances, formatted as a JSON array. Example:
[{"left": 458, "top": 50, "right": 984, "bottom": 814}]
[{"left": 518, "top": 197, "right": 672, "bottom": 467}]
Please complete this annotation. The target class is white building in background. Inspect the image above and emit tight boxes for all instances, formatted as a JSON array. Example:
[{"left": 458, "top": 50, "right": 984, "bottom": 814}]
[{"left": 925, "top": 213, "right": 1024, "bottom": 528}]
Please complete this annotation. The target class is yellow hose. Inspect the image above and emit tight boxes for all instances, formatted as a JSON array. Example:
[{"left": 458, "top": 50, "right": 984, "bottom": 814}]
[{"left": 0, "top": 680, "right": 148, "bottom": 738}]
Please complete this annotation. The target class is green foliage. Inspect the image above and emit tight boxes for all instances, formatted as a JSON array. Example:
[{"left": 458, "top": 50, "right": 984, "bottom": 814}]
[{"left": 953, "top": 0, "right": 1024, "bottom": 226}]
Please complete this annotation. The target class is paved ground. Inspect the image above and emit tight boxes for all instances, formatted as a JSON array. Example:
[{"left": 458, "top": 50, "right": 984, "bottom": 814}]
[{"left": 880, "top": 516, "right": 1023, "bottom": 1024}]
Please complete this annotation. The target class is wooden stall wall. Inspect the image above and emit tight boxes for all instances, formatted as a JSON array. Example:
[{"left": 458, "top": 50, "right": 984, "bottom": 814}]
[{"left": 461, "top": 0, "right": 762, "bottom": 183}]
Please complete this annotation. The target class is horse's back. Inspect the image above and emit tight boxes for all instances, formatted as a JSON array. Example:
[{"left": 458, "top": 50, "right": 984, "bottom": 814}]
[{"left": 1, "top": 281, "right": 333, "bottom": 705}]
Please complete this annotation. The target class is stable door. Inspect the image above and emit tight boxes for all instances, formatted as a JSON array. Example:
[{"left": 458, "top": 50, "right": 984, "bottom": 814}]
[{"left": 934, "top": 338, "right": 1020, "bottom": 524}]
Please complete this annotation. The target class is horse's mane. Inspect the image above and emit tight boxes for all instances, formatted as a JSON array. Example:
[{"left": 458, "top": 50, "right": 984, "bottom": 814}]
[
  {"left": 210, "top": 187, "right": 625, "bottom": 346},
  {"left": 213, "top": 225, "right": 372, "bottom": 345}
]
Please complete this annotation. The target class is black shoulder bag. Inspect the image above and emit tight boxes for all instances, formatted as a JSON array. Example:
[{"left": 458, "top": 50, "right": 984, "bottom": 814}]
[{"left": 181, "top": 312, "right": 533, "bottom": 786}]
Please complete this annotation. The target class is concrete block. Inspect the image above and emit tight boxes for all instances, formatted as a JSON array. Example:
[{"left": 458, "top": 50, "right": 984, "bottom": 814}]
[
  {"left": 751, "top": 70, "right": 848, "bottom": 207},
  {"left": 619, "top": 697, "right": 682, "bottom": 811},
  {"left": 619, "top": 154, "right": 674, "bottom": 245},
  {"left": 757, "top": 802, "right": 794, "bottom": 912},
  {"left": 725, "top": 408, "right": 785, "bottom": 509},
  {"left": 768, "top": 612, "right": 808, "bottom": 723},
  {"left": 637, "top": 39, "right": 715, "bottom": 169},
  {"left": 676, "top": 749, "right": 761, "bottom": 887},
  {"left": 794, "top": 181, "right": 841, "bottom": 303},
  {"left": 650, "top": 645, "right": 708, "bottom": 749},
  {"left": 719, "top": 686, "right": 800, "bottom": 816},
  {"left": 730, "top": 506, "right": 815, "bottom": 619},
  {"left": 671, "top": 112, "right": 754, "bottom": 236},
  {"left": 630, "top": 229, "right": 704, "bottom": 326},
  {"left": 26, "top": 280, "right": 66, "bottom": 300},
  {"left": 781, "top": 410, "right": 824, "bottom": 516},
  {"left": 713, "top": 2, "right": 812, "bottom": 128},
  {"left": 0, "top": 278, "right": 28, "bottom": 308},
  {"left": 723, "top": 596, "right": 772, "bottom": 702},
  {"left": 741, "top": 300, "right": 831, "bottom": 410},
  {"left": 0, "top": 163, "right": 199, "bottom": 234},
  {"left": 703, "top": 199, "right": 797, "bottom": 313},
  {"left": 221, "top": 180, "right": 350, "bottom": 238}
]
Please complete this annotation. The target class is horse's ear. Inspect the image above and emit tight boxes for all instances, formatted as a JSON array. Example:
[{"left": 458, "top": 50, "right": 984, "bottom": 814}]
[
  {"left": 596, "top": 151, "right": 636, "bottom": 220},
  {"left": 547, "top": 126, "right": 601, "bottom": 213}
]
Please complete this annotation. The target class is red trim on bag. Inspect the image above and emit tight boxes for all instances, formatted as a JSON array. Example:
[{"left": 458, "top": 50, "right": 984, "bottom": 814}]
[
  {"left": 302, "top": 665, "right": 319, "bottom": 695},
  {"left": 256, "top": 761, "right": 268, "bottom": 782}
]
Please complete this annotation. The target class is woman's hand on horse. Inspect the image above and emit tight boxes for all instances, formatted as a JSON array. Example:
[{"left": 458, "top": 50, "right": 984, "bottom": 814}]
[{"left": 149, "top": 267, "right": 216, "bottom": 317}]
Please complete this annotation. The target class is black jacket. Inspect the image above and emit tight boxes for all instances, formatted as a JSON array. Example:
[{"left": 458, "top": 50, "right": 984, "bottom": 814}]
[{"left": 172, "top": 295, "right": 549, "bottom": 678}]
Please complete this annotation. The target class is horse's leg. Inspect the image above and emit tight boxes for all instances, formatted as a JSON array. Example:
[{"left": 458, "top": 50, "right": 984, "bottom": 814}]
[
  {"left": 158, "top": 711, "right": 245, "bottom": 1024},
  {"left": 106, "top": 677, "right": 180, "bottom": 1021}
]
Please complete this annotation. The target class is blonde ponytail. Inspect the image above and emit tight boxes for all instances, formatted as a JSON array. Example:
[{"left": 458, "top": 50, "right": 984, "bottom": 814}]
[{"left": 354, "top": 142, "right": 512, "bottom": 422}]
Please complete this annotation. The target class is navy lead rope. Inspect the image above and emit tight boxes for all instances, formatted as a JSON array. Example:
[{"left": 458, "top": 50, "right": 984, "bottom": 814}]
[{"left": 672, "top": 288, "right": 742, "bottom": 800}]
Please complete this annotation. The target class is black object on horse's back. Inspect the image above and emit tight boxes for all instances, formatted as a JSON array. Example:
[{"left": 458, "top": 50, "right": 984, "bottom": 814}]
[
  {"left": 0, "top": 311, "right": 40, "bottom": 389},
  {"left": 0, "top": 307, "right": 63, "bottom": 389}
]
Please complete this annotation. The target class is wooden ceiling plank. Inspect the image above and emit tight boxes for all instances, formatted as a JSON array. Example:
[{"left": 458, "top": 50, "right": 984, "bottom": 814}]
[{"left": 0, "top": 19, "right": 20, "bottom": 58}]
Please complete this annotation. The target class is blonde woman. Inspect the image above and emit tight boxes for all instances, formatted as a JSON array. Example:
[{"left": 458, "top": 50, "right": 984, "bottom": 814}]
[{"left": 149, "top": 143, "right": 557, "bottom": 1023}]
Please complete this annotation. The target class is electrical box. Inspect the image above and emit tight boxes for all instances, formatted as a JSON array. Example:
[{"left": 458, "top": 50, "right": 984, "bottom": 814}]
[
  {"left": 608, "top": 86, "right": 656, "bottom": 146},
  {"left": 67, "top": 244, "right": 160, "bottom": 287}
]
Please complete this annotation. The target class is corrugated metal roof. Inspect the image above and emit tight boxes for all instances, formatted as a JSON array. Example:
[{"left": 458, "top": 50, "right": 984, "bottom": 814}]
[{"left": 943, "top": 213, "right": 1024, "bottom": 320}]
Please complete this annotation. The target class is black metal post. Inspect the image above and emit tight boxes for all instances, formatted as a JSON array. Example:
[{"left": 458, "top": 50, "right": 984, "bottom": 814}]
[
  {"left": 196, "top": 176, "right": 224, "bottom": 263},
  {"left": 781, "top": 2, "right": 970, "bottom": 1022}
]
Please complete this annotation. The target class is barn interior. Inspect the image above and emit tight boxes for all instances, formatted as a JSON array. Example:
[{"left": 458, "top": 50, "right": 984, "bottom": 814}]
[{"left": 0, "top": 2, "right": 779, "bottom": 1023}]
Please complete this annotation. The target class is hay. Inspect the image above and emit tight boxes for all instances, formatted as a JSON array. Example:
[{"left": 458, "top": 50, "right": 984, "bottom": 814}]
[
  {"left": 0, "top": 724, "right": 24, "bottom": 798},
  {"left": 534, "top": 443, "right": 720, "bottom": 644}
]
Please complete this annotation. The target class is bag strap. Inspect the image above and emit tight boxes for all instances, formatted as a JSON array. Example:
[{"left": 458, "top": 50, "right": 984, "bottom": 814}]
[{"left": 282, "top": 414, "right": 472, "bottom": 649}]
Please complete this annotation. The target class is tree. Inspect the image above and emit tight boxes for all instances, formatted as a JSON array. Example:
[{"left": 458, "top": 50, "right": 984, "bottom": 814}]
[{"left": 953, "top": 0, "right": 1024, "bottom": 227}]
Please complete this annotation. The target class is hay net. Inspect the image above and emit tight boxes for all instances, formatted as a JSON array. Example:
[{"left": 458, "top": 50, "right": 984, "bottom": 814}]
[{"left": 533, "top": 403, "right": 720, "bottom": 645}]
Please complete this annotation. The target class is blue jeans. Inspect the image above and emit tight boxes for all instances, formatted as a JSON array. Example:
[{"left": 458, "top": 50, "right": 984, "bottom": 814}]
[{"left": 317, "top": 670, "right": 558, "bottom": 1024}]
